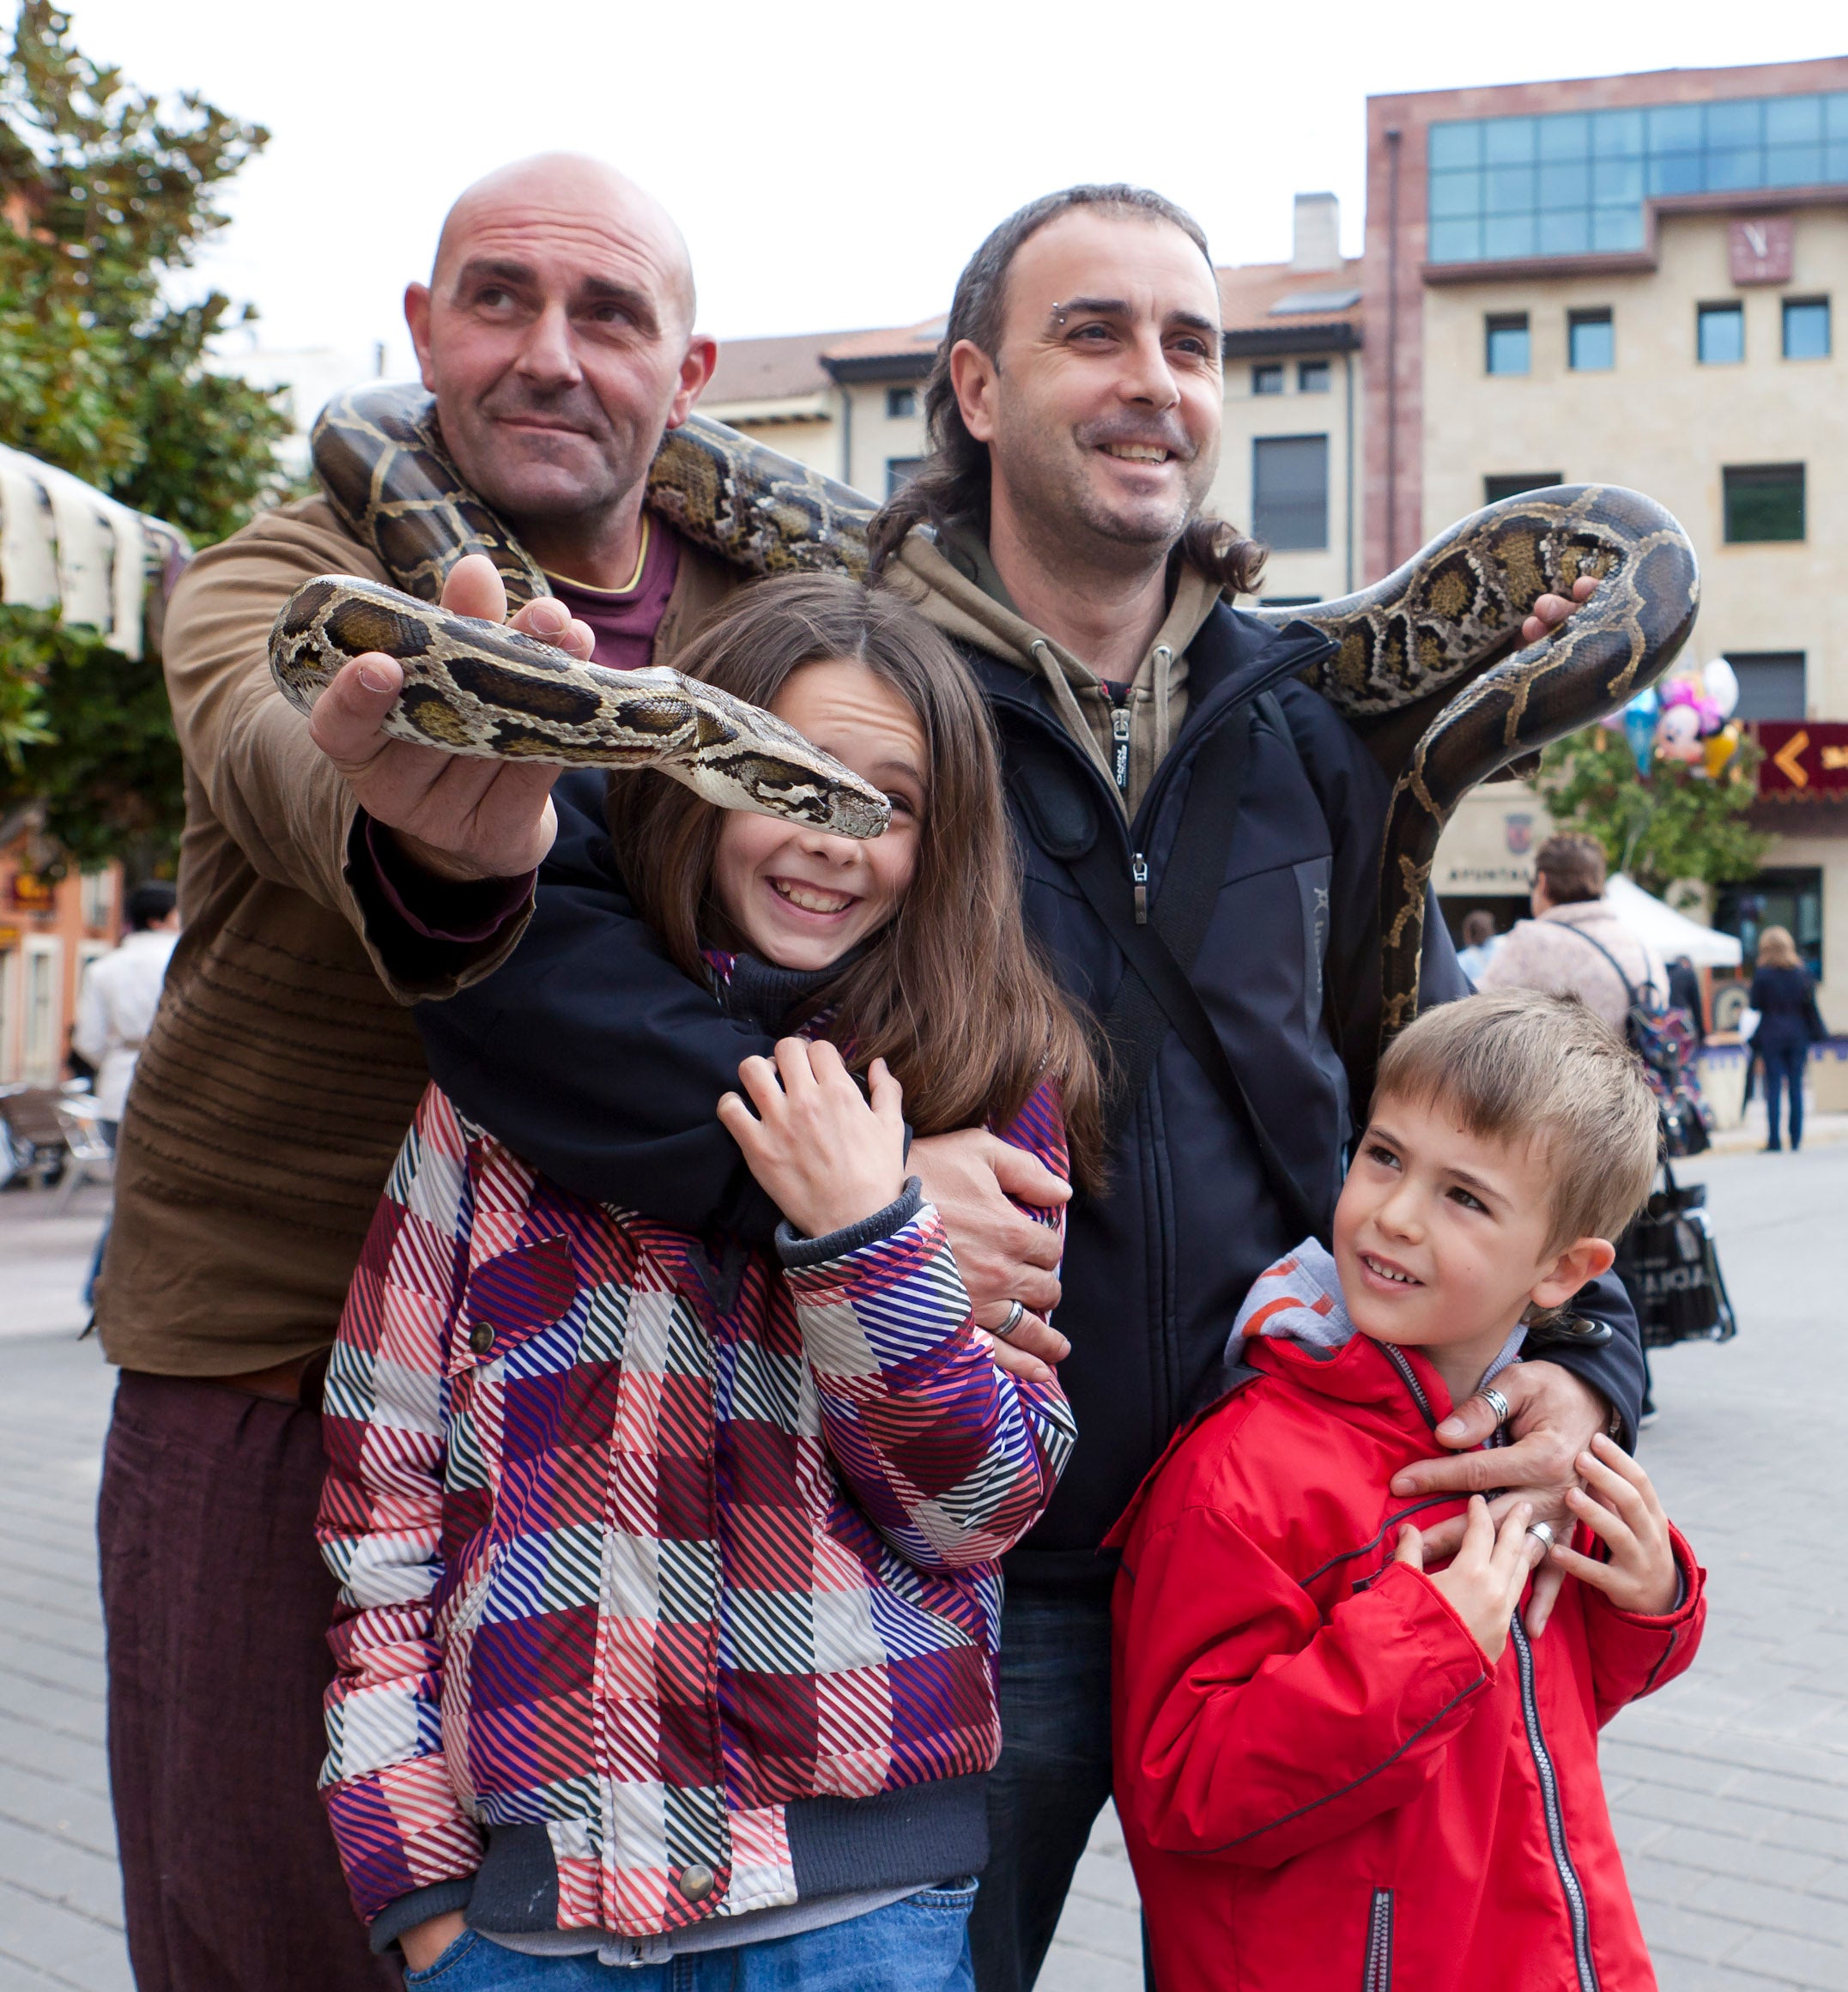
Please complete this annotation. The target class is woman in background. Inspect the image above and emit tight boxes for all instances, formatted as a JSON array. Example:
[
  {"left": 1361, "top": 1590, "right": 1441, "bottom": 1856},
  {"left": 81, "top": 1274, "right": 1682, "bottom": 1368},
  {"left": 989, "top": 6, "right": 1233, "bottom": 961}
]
[{"left": 1748, "top": 926, "right": 1826, "bottom": 1153}]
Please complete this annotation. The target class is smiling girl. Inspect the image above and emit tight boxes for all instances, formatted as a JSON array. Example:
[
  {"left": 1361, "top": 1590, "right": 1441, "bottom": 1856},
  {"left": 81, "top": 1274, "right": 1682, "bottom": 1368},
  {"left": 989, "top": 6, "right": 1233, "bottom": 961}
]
[{"left": 315, "top": 577, "right": 1102, "bottom": 1992}]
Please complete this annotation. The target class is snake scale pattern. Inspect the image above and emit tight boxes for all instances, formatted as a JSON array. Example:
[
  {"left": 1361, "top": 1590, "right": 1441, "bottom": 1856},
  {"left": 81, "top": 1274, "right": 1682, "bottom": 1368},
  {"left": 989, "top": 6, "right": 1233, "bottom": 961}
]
[
  {"left": 269, "top": 390, "right": 889, "bottom": 838},
  {"left": 286, "top": 384, "right": 1699, "bottom": 1041}
]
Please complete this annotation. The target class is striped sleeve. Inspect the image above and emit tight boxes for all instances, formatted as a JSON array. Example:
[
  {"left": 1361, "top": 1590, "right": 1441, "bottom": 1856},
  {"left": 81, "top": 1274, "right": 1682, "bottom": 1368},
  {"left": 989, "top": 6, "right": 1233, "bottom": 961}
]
[
  {"left": 316, "top": 1084, "right": 485, "bottom": 1922},
  {"left": 783, "top": 1085, "right": 1076, "bottom": 1572}
]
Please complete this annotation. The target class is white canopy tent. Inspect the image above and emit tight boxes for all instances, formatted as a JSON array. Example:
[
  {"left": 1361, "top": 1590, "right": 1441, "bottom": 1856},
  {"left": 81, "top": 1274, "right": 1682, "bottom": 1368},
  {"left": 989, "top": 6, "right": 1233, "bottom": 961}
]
[
  {"left": 1606, "top": 873, "right": 1742, "bottom": 968},
  {"left": 0, "top": 444, "right": 185, "bottom": 659}
]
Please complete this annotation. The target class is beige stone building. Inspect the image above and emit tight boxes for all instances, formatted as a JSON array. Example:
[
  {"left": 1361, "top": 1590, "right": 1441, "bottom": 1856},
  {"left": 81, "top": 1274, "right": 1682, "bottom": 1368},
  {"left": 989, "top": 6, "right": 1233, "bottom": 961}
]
[{"left": 1366, "top": 58, "right": 1848, "bottom": 1024}]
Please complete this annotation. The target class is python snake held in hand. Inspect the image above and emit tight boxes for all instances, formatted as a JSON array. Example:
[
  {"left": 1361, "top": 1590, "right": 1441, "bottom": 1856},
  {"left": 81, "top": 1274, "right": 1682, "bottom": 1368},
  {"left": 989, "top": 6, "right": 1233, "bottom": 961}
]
[
  {"left": 290, "top": 384, "right": 1699, "bottom": 1036},
  {"left": 267, "top": 392, "right": 889, "bottom": 837}
]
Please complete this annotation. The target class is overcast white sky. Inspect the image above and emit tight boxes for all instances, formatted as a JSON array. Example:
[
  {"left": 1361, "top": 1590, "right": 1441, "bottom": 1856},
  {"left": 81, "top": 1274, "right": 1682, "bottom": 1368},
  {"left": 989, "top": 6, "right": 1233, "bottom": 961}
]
[{"left": 58, "top": 0, "right": 1845, "bottom": 373}]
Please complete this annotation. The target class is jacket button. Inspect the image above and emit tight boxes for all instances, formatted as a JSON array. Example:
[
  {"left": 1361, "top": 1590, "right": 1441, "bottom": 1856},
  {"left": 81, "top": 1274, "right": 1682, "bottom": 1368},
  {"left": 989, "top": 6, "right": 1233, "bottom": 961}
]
[
  {"left": 469, "top": 1321, "right": 497, "bottom": 1354},
  {"left": 676, "top": 1863, "right": 715, "bottom": 1904}
]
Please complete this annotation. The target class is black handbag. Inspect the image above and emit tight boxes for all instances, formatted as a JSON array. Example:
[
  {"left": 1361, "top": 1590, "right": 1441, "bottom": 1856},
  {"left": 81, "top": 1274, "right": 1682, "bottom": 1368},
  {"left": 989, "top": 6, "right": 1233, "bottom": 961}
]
[{"left": 1613, "top": 1161, "right": 1737, "bottom": 1348}]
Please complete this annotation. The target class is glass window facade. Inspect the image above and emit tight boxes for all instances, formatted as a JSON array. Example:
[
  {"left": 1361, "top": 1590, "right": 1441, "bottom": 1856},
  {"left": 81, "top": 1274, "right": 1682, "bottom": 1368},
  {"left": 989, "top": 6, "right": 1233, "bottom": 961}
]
[
  {"left": 1783, "top": 298, "right": 1831, "bottom": 358},
  {"left": 1252, "top": 364, "right": 1284, "bottom": 395},
  {"left": 1723, "top": 463, "right": 1804, "bottom": 542},
  {"left": 886, "top": 387, "right": 917, "bottom": 419},
  {"left": 1569, "top": 309, "right": 1615, "bottom": 369},
  {"left": 1427, "top": 90, "right": 1848, "bottom": 263},
  {"left": 1715, "top": 868, "right": 1822, "bottom": 979},
  {"left": 1252, "top": 436, "right": 1330, "bottom": 551},
  {"left": 1298, "top": 360, "right": 1331, "bottom": 393},
  {"left": 1486, "top": 314, "right": 1530, "bottom": 373},
  {"left": 1699, "top": 304, "right": 1744, "bottom": 364},
  {"left": 1485, "top": 472, "right": 1564, "bottom": 505}
]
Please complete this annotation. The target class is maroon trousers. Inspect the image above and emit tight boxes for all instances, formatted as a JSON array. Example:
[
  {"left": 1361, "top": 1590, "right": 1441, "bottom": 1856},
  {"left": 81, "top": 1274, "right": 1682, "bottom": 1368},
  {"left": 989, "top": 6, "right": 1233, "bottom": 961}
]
[{"left": 99, "top": 1370, "right": 400, "bottom": 1992}]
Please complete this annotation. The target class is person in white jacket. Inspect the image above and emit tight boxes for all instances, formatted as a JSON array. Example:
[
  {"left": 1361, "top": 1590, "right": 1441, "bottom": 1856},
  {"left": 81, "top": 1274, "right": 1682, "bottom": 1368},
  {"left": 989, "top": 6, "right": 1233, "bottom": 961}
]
[{"left": 73, "top": 882, "right": 179, "bottom": 1131}]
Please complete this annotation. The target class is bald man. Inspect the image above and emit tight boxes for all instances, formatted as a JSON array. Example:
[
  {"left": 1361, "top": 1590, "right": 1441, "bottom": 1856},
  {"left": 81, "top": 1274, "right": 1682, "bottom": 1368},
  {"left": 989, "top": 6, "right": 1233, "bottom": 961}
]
[{"left": 93, "top": 155, "right": 742, "bottom": 1992}]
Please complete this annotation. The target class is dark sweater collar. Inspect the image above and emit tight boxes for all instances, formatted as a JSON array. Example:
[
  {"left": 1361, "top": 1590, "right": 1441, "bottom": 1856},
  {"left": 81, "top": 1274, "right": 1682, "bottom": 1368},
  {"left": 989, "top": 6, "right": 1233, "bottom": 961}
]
[{"left": 710, "top": 950, "right": 843, "bottom": 1033}]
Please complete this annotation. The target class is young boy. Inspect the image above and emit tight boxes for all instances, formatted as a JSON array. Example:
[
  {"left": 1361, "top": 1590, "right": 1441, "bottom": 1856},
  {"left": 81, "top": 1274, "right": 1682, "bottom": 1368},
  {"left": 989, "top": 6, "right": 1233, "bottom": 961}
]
[{"left": 1110, "top": 991, "right": 1706, "bottom": 1992}]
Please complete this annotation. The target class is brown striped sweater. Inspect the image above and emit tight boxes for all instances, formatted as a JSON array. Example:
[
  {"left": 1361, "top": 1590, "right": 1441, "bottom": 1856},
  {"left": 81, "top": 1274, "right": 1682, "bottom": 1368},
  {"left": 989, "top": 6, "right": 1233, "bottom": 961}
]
[{"left": 97, "top": 496, "right": 737, "bottom": 1376}]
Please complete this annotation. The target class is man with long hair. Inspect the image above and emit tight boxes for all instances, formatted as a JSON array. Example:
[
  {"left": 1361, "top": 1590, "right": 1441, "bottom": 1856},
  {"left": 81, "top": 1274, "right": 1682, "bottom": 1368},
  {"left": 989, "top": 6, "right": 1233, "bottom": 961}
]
[{"left": 391, "top": 185, "right": 1648, "bottom": 1992}]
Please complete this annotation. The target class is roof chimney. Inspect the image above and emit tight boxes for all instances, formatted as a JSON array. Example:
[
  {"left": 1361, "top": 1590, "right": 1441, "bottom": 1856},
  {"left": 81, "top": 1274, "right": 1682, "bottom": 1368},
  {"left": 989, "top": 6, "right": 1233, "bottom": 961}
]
[{"left": 1291, "top": 191, "right": 1342, "bottom": 273}]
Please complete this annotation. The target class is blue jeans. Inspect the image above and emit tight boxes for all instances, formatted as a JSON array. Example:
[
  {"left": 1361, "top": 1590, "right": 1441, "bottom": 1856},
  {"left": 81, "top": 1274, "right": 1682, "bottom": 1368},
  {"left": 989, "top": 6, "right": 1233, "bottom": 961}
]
[
  {"left": 1761, "top": 1040, "right": 1808, "bottom": 1148},
  {"left": 968, "top": 1583, "right": 1120, "bottom": 1992},
  {"left": 402, "top": 1886, "right": 977, "bottom": 1992}
]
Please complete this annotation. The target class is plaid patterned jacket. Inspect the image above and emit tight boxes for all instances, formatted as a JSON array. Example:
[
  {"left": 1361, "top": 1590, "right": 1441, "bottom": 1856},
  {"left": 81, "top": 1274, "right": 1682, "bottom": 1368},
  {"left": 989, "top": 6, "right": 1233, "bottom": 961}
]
[{"left": 317, "top": 1076, "right": 1075, "bottom": 1941}]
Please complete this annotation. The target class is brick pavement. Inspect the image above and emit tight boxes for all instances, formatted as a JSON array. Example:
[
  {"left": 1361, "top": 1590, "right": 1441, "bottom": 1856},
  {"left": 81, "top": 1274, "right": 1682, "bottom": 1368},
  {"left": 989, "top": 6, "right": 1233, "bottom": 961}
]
[{"left": 0, "top": 1144, "right": 1842, "bottom": 1989}]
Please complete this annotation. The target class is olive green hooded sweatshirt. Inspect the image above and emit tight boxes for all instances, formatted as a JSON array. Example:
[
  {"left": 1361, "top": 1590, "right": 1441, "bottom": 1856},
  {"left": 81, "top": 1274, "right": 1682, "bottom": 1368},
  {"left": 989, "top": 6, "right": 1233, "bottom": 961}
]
[{"left": 883, "top": 524, "right": 1225, "bottom": 820}]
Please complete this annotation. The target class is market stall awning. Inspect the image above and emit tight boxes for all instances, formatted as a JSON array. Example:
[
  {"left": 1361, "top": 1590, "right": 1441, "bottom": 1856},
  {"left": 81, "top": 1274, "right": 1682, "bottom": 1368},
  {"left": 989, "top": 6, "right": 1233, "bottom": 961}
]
[
  {"left": 0, "top": 444, "right": 186, "bottom": 661},
  {"left": 1606, "top": 873, "right": 1743, "bottom": 969}
]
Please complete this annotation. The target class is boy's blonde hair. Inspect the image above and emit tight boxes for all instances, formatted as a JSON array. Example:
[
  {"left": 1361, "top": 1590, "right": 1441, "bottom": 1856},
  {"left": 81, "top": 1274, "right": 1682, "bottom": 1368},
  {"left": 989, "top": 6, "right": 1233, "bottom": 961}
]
[{"left": 1373, "top": 991, "right": 1660, "bottom": 1247}]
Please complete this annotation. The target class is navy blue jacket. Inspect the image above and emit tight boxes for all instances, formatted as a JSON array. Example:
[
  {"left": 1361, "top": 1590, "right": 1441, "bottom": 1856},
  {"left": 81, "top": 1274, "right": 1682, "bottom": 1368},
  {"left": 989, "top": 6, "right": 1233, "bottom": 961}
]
[
  {"left": 415, "top": 603, "right": 1644, "bottom": 1582},
  {"left": 1749, "top": 965, "right": 1825, "bottom": 1052}
]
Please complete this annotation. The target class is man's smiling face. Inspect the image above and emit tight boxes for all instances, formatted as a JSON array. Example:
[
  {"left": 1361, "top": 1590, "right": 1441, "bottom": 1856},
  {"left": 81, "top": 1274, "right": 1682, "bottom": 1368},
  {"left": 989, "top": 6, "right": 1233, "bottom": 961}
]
[
  {"left": 406, "top": 155, "right": 712, "bottom": 540},
  {"left": 954, "top": 208, "right": 1225, "bottom": 568}
]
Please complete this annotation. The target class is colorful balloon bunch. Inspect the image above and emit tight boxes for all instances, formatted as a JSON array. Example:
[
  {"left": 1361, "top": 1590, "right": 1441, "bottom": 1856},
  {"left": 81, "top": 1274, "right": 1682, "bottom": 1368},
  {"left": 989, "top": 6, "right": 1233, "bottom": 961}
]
[{"left": 1618, "top": 659, "right": 1742, "bottom": 779}]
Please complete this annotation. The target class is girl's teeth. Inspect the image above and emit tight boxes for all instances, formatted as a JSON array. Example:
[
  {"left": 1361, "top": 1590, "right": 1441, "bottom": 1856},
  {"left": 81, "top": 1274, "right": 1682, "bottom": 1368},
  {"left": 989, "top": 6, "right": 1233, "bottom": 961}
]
[{"left": 774, "top": 880, "right": 851, "bottom": 914}]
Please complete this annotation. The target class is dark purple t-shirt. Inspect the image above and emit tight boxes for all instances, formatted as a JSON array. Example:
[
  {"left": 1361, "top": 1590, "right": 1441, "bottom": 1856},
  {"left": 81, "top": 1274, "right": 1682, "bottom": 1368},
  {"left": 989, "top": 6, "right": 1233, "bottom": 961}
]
[{"left": 544, "top": 515, "right": 682, "bottom": 672}]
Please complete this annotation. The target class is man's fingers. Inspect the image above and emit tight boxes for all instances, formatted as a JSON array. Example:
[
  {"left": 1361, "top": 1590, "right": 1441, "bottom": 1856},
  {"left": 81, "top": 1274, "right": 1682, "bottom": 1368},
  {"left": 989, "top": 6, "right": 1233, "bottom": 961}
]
[
  {"left": 438, "top": 553, "right": 510, "bottom": 623},
  {"left": 1432, "top": 1391, "right": 1503, "bottom": 1450},
  {"left": 1524, "top": 1559, "right": 1567, "bottom": 1635},
  {"left": 972, "top": 1305, "right": 1069, "bottom": 1365},
  {"left": 1393, "top": 1523, "right": 1425, "bottom": 1571},
  {"left": 1412, "top": 1513, "right": 1466, "bottom": 1562},
  {"left": 984, "top": 1137, "right": 1074, "bottom": 1209},
  {"left": 1391, "top": 1448, "right": 1510, "bottom": 1499},
  {"left": 973, "top": 1327, "right": 1056, "bottom": 1387},
  {"left": 508, "top": 596, "right": 596, "bottom": 660},
  {"left": 306, "top": 653, "right": 410, "bottom": 766}
]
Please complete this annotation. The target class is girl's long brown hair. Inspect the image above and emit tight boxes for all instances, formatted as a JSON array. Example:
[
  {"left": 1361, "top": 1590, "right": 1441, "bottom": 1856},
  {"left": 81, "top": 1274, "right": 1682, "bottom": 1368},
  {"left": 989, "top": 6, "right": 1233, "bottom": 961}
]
[{"left": 605, "top": 574, "right": 1107, "bottom": 1192}]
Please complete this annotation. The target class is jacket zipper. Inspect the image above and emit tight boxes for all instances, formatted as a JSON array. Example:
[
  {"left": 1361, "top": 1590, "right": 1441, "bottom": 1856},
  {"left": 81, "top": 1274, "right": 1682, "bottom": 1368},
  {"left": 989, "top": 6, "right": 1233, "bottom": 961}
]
[
  {"left": 1376, "top": 1341, "right": 1439, "bottom": 1432},
  {"left": 1362, "top": 1887, "right": 1394, "bottom": 1991},
  {"left": 1108, "top": 684, "right": 1133, "bottom": 801},
  {"left": 1512, "top": 1616, "right": 1600, "bottom": 1991}
]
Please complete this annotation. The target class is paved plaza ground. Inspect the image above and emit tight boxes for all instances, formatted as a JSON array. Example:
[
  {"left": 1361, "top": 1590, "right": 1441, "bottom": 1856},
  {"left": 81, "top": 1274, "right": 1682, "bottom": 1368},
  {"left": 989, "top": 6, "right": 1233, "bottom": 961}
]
[{"left": 2, "top": 1134, "right": 1845, "bottom": 1990}]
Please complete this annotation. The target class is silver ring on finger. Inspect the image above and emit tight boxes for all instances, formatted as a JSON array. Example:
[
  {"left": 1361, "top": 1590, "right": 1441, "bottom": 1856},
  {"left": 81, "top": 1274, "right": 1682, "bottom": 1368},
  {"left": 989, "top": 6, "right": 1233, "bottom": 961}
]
[
  {"left": 1476, "top": 1384, "right": 1512, "bottom": 1430},
  {"left": 992, "top": 1300, "right": 1027, "bottom": 1342},
  {"left": 1526, "top": 1521, "right": 1556, "bottom": 1553}
]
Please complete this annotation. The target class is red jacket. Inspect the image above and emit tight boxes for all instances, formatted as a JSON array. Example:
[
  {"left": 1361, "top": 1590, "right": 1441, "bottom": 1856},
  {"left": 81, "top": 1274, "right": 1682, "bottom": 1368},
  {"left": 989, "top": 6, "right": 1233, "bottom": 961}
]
[{"left": 1110, "top": 1329, "right": 1705, "bottom": 1992}]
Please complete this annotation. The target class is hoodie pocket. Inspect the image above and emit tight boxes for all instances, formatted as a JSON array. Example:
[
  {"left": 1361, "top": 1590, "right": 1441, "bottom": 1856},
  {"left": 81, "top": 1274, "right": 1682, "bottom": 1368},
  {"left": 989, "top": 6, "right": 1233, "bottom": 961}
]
[
  {"left": 447, "top": 1232, "right": 580, "bottom": 1378},
  {"left": 1363, "top": 1887, "right": 1394, "bottom": 1991}
]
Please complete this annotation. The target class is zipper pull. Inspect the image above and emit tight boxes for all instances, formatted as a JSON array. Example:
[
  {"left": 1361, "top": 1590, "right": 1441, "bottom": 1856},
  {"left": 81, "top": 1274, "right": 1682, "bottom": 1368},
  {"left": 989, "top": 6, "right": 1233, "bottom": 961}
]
[
  {"left": 1131, "top": 852, "right": 1149, "bottom": 925},
  {"left": 1109, "top": 687, "right": 1131, "bottom": 798}
]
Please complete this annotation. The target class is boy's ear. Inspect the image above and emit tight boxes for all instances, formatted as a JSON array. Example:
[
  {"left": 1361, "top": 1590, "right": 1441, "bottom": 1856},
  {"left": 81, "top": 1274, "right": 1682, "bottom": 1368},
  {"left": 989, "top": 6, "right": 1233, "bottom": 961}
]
[{"left": 1530, "top": 1235, "right": 1616, "bottom": 1311}]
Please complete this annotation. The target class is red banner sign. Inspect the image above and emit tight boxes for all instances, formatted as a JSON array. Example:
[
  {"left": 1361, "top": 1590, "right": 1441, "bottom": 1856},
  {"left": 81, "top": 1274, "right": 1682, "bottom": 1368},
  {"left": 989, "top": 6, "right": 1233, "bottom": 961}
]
[{"left": 1754, "top": 721, "right": 1848, "bottom": 799}]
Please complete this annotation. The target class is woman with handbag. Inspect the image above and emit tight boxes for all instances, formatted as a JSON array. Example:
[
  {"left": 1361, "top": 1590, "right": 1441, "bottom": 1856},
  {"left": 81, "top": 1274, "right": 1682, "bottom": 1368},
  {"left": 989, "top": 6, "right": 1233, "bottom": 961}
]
[{"left": 1748, "top": 926, "right": 1827, "bottom": 1153}]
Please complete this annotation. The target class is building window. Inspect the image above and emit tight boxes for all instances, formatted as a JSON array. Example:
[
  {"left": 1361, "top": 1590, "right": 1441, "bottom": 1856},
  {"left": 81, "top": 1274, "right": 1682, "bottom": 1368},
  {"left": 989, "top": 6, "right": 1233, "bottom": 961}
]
[
  {"left": 1723, "top": 463, "right": 1804, "bottom": 542},
  {"left": 1783, "top": 297, "right": 1831, "bottom": 359},
  {"left": 1698, "top": 303, "right": 1745, "bottom": 364},
  {"left": 1724, "top": 651, "right": 1806, "bottom": 719},
  {"left": 1252, "top": 435, "right": 1330, "bottom": 551},
  {"left": 1486, "top": 314, "right": 1530, "bottom": 374},
  {"left": 79, "top": 869, "right": 113, "bottom": 930},
  {"left": 22, "top": 937, "right": 59, "bottom": 1087},
  {"left": 886, "top": 387, "right": 917, "bottom": 420},
  {"left": 1714, "top": 868, "right": 1823, "bottom": 980},
  {"left": 1297, "top": 360, "right": 1331, "bottom": 393},
  {"left": 1568, "top": 308, "right": 1614, "bottom": 370},
  {"left": 1426, "top": 92, "right": 1848, "bottom": 266},
  {"left": 1251, "top": 364, "right": 1284, "bottom": 395},
  {"left": 1484, "top": 472, "right": 1564, "bottom": 505},
  {"left": 884, "top": 457, "right": 924, "bottom": 499}
]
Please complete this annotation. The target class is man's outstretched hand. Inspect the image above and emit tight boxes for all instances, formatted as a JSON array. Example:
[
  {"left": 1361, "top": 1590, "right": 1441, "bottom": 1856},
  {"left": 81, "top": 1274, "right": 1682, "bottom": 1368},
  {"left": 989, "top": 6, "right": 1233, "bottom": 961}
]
[
  {"left": 306, "top": 554, "right": 595, "bottom": 883},
  {"left": 1389, "top": 1359, "right": 1609, "bottom": 1637},
  {"left": 1520, "top": 572, "right": 1598, "bottom": 645}
]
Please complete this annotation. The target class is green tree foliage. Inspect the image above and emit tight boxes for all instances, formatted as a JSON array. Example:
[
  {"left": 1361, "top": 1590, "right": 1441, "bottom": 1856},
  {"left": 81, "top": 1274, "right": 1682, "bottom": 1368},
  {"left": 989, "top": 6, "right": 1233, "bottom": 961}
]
[
  {"left": 1537, "top": 724, "right": 1772, "bottom": 905},
  {"left": 0, "top": 1, "right": 289, "bottom": 875}
]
